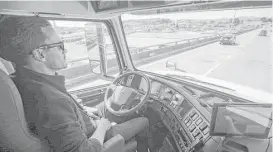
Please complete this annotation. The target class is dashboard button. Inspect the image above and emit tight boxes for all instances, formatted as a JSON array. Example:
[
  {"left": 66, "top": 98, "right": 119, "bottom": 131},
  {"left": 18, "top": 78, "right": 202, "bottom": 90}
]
[
  {"left": 202, "top": 127, "right": 210, "bottom": 135},
  {"left": 189, "top": 124, "right": 196, "bottom": 132},
  {"left": 165, "top": 87, "right": 172, "bottom": 93},
  {"left": 192, "top": 130, "right": 200, "bottom": 137},
  {"left": 192, "top": 113, "right": 199, "bottom": 121},
  {"left": 195, "top": 118, "right": 203, "bottom": 126},
  {"left": 186, "top": 120, "right": 192, "bottom": 127},
  {"left": 195, "top": 133, "right": 203, "bottom": 140},
  {"left": 199, "top": 122, "right": 208, "bottom": 131},
  {"left": 184, "top": 117, "right": 190, "bottom": 124},
  {"left": 173, "top": 103, "right": 177, "bottom": 109},
  {"left": 173, "top": 94, "right": 184, "bottom": 102},
  {"left": 189, "top": 110, "right": 197, "bottom": 117}
]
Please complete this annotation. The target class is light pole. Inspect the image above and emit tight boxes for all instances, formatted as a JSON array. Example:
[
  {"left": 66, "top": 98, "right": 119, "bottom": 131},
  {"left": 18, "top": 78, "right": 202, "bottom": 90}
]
[
  {"left": 52, "top": 20, "right": 57, "bottom": 28},
  {"left": 231, "top": 9, "right": 237, "bottom": 33}
]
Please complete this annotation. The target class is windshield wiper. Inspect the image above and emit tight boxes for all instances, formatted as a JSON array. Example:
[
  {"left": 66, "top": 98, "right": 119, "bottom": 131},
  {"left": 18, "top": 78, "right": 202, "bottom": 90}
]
[{"left": 167, "top": 74, "right": 235, "bottom": 91}]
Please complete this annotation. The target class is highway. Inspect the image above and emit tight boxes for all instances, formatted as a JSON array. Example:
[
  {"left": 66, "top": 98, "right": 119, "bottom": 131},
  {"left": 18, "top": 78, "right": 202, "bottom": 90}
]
[{"left": 139, "top": 29, "right": 272, "bottom": 94}]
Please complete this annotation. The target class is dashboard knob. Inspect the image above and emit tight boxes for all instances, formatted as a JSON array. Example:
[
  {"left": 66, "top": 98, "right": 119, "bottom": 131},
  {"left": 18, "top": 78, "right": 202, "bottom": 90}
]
[
  {"left": 165, "top": 88, "right": 172, "bottom": 93},
  {"left": 175, "top": 94, "right": 181, "bottom": 99},
  {"left": 160, "top": 95, "right": 165, "bottom": 100},
  {"left": 174, "top": 94, "right": 184, "bottom": 101}
]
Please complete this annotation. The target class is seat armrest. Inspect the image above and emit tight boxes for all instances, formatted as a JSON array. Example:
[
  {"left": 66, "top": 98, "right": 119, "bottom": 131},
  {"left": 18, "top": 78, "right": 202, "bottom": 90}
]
[{"left": 102, "top": 134, "right": 125, "bottom": 152}]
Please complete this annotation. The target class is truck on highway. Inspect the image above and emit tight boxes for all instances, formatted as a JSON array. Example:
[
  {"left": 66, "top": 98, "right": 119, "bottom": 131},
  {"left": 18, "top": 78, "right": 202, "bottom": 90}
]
[
  {"left": 259, "top": 29, "right": 268, "bottom": 36},
  {"left": 0, "top": 1, "right": 272, "bottom": 152},
  {"left": 220, "top": 33, "right": 236, "bottom": 45}
]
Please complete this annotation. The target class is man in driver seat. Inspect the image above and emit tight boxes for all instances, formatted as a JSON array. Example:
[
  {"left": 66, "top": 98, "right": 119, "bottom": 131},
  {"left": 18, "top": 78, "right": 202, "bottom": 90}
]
[{"left": 0, "top": 16, "right": 150, "bottom": 152}]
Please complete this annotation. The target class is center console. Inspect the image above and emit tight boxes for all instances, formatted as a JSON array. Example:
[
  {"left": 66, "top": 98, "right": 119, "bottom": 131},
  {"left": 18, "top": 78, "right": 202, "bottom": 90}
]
[
  {"left": 183, "top": 109, "right": 210, "bottom": 142},
  {"left": 150, "top": 82, "right": 211, "bottom": 152}
]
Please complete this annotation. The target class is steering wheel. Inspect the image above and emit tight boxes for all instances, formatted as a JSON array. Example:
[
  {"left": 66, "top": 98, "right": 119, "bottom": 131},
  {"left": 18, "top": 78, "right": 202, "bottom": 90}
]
[{"left": 104, "top": 71, "right": 151, "bottom": 116}]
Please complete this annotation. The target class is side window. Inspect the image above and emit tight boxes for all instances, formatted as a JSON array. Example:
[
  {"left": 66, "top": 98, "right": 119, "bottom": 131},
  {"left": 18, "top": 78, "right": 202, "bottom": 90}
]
[{"left": 50, "top": 20, "right": 119, "bottom": 91}]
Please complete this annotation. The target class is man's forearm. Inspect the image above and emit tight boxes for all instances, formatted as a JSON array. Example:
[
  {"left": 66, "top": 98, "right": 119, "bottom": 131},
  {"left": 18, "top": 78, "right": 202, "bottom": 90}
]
[{"left": 90, "top": 126, "right": 107, "bottom": 146}]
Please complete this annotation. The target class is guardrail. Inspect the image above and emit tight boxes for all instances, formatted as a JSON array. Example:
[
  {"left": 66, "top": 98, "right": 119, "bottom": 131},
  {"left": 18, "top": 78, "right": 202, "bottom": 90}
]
[
  {"left": 62, "top": 35, "right": 219, "bottom": 79},
  {"left": 64, "top": 27, "right": 257, "bottom": 89}
]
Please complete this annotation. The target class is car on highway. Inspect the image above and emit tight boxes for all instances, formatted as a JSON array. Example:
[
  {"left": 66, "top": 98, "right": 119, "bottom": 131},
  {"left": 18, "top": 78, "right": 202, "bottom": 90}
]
[
  {"left": 259, "top": 30, "right": 268, "bottom": 36},
  {"left": 219, "top": 33, "right": 236, "bottom": 45},
  {"left": 0, "top": 1, "right": 272, "bottom": 152}
]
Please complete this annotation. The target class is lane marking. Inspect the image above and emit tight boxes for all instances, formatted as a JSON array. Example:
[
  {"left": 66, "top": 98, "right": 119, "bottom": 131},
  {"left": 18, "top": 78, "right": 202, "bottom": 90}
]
[{"left": 204, "top": 63, "right": 221, "bottom": 76}]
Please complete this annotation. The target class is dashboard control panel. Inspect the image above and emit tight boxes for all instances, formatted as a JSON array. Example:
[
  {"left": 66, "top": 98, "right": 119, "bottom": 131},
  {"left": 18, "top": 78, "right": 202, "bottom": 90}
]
[
  {"left": 183, "top": 109, "right": 210, "bottom": 141},
  {"left": 150, "top": 81, "right": 210, "bottom": 152}
]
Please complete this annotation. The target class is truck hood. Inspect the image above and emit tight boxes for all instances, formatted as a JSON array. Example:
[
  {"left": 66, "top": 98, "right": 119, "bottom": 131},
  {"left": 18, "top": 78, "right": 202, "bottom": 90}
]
[{"left": 154, "top": 70, "right": 273, "bottom": 103}]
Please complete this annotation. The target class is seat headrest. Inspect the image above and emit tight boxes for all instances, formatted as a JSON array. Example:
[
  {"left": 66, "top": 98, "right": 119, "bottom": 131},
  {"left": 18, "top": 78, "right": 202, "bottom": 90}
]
[{"left": 0, "top": 69, "right": 50, "bottom": 152}]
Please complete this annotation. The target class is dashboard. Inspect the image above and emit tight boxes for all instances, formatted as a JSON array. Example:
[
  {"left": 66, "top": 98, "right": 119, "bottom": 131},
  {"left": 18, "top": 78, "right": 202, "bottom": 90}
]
[
  {"left": 72, "top": 73, "right": 272, "bottom": 152},
  {"left": 118, "top": 74, "right": 212, "bottom": 151},
  {"left": 72, "top": 72, "right": 272, "bottom": 152}
]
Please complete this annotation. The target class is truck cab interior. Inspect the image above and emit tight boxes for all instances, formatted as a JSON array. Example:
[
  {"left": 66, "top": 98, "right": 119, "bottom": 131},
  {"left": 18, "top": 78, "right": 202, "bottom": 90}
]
[{"left": 0, "top": 1, "right": 272, "bottom": 152}]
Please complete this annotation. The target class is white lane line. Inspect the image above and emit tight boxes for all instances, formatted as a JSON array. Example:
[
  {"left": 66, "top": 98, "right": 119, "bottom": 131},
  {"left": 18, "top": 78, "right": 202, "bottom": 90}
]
[{"left": 204, "top": 63, "right": 221, "bottom": 76}]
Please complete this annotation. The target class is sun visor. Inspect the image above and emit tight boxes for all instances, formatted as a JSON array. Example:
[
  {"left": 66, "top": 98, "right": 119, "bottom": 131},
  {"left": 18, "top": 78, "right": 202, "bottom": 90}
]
[
  {"left": 90, "top": 0, "right": 179, "bottom": 13},
  {"left": 0, "top": 1, "right": 90, "bottom": 16}
]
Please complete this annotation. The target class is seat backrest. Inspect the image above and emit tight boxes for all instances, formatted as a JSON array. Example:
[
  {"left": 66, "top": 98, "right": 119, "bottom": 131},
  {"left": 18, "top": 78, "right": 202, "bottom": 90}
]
[
  {"left": 0, "top": 57, "right": 15, "bottom": 74},
  {"left": 0, "top": 69, "right": 50, "bottom": 152},
  {"left": 0, "top": 58, "right": 9, "bottom": 74}
]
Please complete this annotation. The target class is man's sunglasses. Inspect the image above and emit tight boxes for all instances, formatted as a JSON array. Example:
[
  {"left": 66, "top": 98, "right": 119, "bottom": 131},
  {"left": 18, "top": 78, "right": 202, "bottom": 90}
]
[{"left": 32, "top": 42, "right": 65, "bottom": 53}]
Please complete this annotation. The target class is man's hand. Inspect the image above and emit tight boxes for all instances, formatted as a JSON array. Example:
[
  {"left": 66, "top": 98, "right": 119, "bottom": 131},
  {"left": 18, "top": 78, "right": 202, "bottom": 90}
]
[
  {"left": 84, "top": 106, "right": 102, "bottom": 120},
  {"left": 97, "top": 118, "right": 112, "bottom": 131},
  {"left": 90, "top": 118, "right": 112, "bottom": 145}
]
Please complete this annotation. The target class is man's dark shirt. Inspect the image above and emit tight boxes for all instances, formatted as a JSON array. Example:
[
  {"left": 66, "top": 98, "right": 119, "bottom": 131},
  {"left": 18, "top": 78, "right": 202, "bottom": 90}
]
[{"left": 11, "top": 66, "right": 101, "bottom": 152}]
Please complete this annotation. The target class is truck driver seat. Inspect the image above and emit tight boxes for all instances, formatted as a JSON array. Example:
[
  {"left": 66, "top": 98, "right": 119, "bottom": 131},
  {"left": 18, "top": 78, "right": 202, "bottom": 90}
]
[{"left": 0, "top": 60, "right": 137, "bottom": 152}]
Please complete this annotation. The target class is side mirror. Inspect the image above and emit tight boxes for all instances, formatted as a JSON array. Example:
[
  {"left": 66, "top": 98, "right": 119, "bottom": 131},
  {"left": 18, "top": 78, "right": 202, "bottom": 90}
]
[
  {"left": 89, "top": 60, "right": 101, "bottom": 74},
  {"left": 166, "top": 61, "right": 177, "bottom": 70}
]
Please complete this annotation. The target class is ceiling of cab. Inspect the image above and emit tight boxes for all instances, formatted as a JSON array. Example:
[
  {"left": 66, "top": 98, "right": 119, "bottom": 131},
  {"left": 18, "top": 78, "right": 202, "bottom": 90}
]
[
  {"left": 0, "top": 1, "right": 180, "bottom": 17},
  {"left": 90, "top": 0, "right": 179, "bottom": 13},
  {"left": 0, "top": 1, "right": 90, "bottom": 16},
  {"left": 0, "top": 1, "right": 271, "bottom": 18}
]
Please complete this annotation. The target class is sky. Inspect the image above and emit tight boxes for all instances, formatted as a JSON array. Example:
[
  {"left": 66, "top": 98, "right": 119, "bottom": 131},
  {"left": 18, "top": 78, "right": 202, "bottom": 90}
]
[{"left": 52, "top": 8, "right": 272, "bottom": 27}]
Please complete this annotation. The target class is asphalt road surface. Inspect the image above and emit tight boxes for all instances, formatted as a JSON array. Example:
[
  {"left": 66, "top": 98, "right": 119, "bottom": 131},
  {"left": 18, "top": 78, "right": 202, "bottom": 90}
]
[{"left": 138, "top": 29, "right": 272, "bottom": 94}]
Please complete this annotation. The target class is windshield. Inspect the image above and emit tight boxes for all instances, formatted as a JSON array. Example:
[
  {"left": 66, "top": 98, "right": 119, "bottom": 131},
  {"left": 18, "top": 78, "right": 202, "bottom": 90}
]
[{"left": 121, "top": 8, "right": 272, "bottom": 94}]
